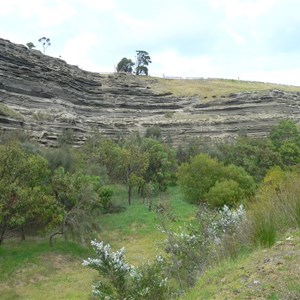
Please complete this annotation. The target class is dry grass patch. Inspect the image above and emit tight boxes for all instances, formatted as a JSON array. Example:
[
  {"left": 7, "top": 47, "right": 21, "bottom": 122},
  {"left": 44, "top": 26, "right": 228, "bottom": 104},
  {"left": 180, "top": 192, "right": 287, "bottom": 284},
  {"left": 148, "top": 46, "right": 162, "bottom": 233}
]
[
  {"left": 140, "top": 77, "right": 300, "bottom": 99},
  {"left": 1, "top": 253, "right": 96, "bottom": 300}
]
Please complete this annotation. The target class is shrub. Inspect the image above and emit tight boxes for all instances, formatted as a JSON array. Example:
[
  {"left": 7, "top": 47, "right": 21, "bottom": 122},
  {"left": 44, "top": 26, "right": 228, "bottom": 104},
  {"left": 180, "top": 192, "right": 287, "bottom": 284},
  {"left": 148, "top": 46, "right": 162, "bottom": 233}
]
[
  {"left": 158, "top": 205, "right": 220, "bottom": 291},
  {"left": 220, "top": 164, "right": 256, "bottom": 198},
  {"left": 209, "top": 204, "right": 246, "bottom": 239},
  {"left": 131, "top": 257, "right": 169, "bottom": 300},
  {"left": 160, "top": 222, "right": 212, "bottom": 290},
  {"left": 204, "top": 204, "right": 249, "bottom": 258},
  {"left": 246, "top": 167, "right": 300, "bottom": 248},
  {"left": 177, "top": 154, "right": 221, "bottom": 204},
  {"left": 158, "top": 203, "right": 247, "bottom": 292},
  {"left": 83, "top": 241, "right": 169, "bottom": 299},
  {"left": 269, "top": 119, "right": 300, "bottom": 150},
  {"left": 83, "top": 241, "right": 133, "bottom": 299},
  {"left": 279, "top": 141, "right": 300, "bottom": 166},
  {"left": 177, "top": 153, "right": 255, "bottom": 206},
  {"left": 98, "top": 186, "right": 113, "bottom": 213},
  {"left": 206, "top": 179, "right": 243, "bottom": 208},
  {"left": 219, "top": 136, "right": 282, "bottom": 182}
]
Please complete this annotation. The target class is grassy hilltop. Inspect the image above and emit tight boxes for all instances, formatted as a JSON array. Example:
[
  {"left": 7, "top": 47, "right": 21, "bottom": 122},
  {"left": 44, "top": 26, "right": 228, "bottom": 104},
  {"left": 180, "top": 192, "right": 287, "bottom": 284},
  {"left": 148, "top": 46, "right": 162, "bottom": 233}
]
[{"left": 140, "top": 77, "right": 300, "bottom": 99}]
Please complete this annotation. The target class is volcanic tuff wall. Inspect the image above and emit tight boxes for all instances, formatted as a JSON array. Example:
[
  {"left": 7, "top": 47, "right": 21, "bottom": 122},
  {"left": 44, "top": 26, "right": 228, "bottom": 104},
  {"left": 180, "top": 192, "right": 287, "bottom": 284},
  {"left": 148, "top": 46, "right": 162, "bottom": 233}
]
[{"left": 1, "top": 37, "right": 300, "bottom": 146}]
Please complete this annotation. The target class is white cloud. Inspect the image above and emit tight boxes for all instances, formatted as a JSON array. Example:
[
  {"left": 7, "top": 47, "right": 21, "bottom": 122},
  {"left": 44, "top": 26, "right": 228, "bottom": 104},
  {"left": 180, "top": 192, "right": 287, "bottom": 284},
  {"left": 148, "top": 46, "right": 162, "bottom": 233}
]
[
  {"left": 223, "top": 25, "right": 246, "bottom": 45},
  {"left": 113, "top": 2, "right": 217, "bottom": 45},
  {"left": 151, "top": 51, "right": 216, "bottom": 78},
  {"left": 79, "top": 0, "right": 116, "bottom": 11},
  {"left": 37, "top": 1, "right": 77, "bottom": 28},
  {"left": 211, "top": 0, "right": 278, "bottom": 18},
  {"left": 61, "top": 32, "right": 101, "bottom": 71},
  {"left": 240, "top": 69, "right": 300, "bottom": 86},
  {"left": 0, "top": 0, "right": 77, "bottom": 27}
]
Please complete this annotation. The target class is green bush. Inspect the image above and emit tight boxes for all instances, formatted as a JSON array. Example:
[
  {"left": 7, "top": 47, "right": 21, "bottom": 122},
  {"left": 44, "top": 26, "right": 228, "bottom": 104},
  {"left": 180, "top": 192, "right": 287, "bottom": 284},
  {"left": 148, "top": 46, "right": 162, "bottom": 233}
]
[
  {"left": 278, "top": 141, "right": 300, "bottom": 166},
  {"left": 177, "top": 154, "right": 220, "bottom": 204},
  {"left": 246, "top": 167, "right": 300, "bottom": 248},
  {"left": 177, "top": 154, "right": 255, "bottom": 207},
  {"left": 219, "top": 136, "right": 282, "bottom": 182},
  {"left": 98, "top": 186, "right": 113, "bottom": 213},
  {"left": 269, "top": 119, "right": 300, "bottom": 150},
  {"left": 206, "top": 179, "right": 243, "bottom": 208}
]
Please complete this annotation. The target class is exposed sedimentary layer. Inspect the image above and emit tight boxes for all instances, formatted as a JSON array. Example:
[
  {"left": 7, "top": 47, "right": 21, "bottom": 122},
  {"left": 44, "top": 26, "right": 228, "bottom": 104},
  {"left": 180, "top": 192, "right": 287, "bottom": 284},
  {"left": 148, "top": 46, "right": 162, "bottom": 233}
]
[{"left": 1, "top": 37, "right": 300, "bottom": 146}]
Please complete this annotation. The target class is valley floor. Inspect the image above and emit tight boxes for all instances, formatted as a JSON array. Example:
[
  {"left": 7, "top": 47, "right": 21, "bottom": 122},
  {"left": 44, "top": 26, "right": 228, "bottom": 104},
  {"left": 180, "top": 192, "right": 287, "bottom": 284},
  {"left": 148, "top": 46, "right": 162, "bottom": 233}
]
[{"left": 1, "top": 187, "right": 299, "bottom": 299}]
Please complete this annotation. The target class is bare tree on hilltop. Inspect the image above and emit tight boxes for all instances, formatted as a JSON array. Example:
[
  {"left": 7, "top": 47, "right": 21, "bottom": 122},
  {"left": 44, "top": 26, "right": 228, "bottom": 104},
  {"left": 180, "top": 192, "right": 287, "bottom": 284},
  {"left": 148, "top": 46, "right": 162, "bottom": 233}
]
[{"left": 38, "top": 37, "right": 51, "bottom": 54}]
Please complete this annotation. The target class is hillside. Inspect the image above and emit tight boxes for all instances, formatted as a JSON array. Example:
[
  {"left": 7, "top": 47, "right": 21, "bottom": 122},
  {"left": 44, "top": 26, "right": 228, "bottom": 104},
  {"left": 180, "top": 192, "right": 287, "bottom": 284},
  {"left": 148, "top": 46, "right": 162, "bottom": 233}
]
[
  {"left": 0, "top": 187, "right": 195, "bottom": 299},
  {"left": 1, "top": 187, "right": 299, "bottom": 299},
  {"left": 2, "top": 38, "right": 300, "bottom": 146},
  {"left": 184, "top": 229, "right": 300, "bottom": 300},
  {"left": 1, "top": 230, "right": 299, "bottom": 300}
]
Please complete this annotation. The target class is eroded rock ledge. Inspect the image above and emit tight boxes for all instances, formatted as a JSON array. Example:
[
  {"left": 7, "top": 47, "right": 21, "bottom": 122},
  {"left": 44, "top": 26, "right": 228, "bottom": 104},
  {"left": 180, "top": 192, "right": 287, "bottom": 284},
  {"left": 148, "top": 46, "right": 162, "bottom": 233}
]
[{"left": 1, "top": 37, "right": 300, "bottom": 146}]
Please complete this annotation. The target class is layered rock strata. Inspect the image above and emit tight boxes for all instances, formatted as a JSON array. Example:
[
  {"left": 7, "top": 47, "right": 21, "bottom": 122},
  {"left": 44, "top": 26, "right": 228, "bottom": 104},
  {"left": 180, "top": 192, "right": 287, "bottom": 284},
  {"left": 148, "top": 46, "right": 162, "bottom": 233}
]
[{"left": 1, "top": 37, "right": 300, "bottom": 146}]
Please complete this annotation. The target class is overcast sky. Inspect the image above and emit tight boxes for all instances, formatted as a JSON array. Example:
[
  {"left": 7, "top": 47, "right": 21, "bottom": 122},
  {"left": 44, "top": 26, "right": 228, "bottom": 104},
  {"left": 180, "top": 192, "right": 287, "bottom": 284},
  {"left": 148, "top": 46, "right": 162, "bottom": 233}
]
[{"left": 1, "top": 0, "right": 300, "bottom": 85}]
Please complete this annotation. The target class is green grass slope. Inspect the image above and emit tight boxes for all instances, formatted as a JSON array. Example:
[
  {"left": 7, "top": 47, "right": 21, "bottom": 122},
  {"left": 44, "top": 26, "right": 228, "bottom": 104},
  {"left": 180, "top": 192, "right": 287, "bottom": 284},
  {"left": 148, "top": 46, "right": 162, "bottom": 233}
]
[
  {"left": 1, "top": 185, "right": 299, "bottom": 299},
  {"left": 140, "top": 77, "right": 300, "bottom": 99},
  {"left": 183, "top": 230, "right": 300, "bottom": 300},
  {"left": 0, "top": 240, "right": 94, "bottom": 300},
  {"left": 0, "top": 186, "right": 197, "bottom": 299}
]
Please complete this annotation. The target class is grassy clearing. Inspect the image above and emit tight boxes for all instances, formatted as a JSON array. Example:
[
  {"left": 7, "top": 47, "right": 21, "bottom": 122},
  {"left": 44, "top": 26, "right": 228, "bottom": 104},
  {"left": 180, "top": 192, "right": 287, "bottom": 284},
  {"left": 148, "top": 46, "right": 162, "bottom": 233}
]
[
  {"left": 0, "top": 185, "right": 197, "bottom": 299},
  {"left": 0, "top": 239, "right": 94, "bottom": 300},
  {"left": 0, "top": 239, "right": 89, "bottom": 282},
  {"left": 1, "top": 254, "right": 96, "bottom": 300},
  {"left": 101, "top": 185, "right": 195, "bottom": 237},
  {"left": 183, "top": 230, "right": 300, "bottom": 300},
  {"left": 140, "top": 77, "right": 300, "bottom": 99},
  {"left": 4, "top": 181, "right": 299, "bottom": 300},
  {"left": 99, "top": 185, "right": 197, "bottom": 264}
]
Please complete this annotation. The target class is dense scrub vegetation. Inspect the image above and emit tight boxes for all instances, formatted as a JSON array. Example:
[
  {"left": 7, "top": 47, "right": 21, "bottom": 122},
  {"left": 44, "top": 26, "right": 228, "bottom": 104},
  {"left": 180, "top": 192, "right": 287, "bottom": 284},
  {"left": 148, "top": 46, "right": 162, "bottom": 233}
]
[
  {"left": 0, "top": 129, "right": 177, "bottom": 246},
  {"left": 1, "top": 119, "right": 300, "bottom": 299}
]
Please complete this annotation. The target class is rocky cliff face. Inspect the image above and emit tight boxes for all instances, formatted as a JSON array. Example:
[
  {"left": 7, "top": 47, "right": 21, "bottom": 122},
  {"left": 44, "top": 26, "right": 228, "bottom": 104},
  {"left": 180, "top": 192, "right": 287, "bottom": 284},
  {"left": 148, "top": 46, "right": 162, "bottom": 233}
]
[{"left": 1, "top": 37, "right": 300, "bottom": 146}]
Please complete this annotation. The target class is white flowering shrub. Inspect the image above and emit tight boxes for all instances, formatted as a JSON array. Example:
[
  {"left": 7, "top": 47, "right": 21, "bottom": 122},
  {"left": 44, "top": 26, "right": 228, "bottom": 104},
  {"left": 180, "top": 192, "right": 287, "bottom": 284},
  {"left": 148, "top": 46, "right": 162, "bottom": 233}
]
[
  {"left": 208, "top": 204, "right": 246, "bottom": 243},
  {"left": 83, "top": 240, "right": 169, "bottom": 300},
  {"left": 218, "top": 204, "right": 246, "bottom": 232},
  {"left": 131, "top": 256, "right": 169, "bottom": 300},
  {"left": 158, "top": 204, "right": 247, "bottom": 292},
  {"left": 83, "top": 240, "right": 133, "bottom": 299},
  {"left": 202, "top": 204, "right": 248, "bottom": 258},
  {"left": 159, "top": 222, "right": 212, "bottom": 290},
  {"left": 84, "top": 205, "right": 247, "bottom": 298}
]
